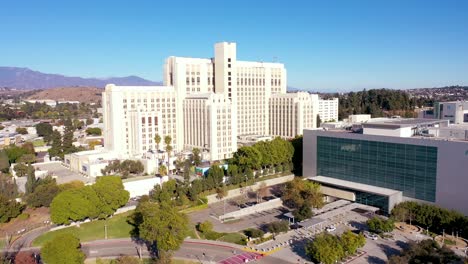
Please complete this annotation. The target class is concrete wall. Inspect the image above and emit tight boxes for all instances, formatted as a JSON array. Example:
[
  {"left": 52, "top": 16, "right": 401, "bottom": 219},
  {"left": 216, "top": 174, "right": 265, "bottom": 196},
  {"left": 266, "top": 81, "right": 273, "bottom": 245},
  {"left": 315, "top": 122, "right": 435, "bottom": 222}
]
[
  {"left": 219, "top": 198, "right": 282, "bottom": 220},
  {"left": 303, "top": 129, "right": 468, "bottom": 215},
  {"left": 320, "top": 186, "right": 356, "bottom": 201},
  {"left": 123, "top": 176, "right": 168, "bottom": 198},
  {"left": 206, "top": 174, "right": 295, "bottom": 204}
]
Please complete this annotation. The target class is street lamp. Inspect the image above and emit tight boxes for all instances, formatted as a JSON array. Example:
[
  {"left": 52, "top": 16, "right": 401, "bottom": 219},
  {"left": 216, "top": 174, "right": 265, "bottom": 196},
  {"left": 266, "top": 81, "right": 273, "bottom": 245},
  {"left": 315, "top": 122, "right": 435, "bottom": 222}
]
[{"left": 104, "top": 220, "right": 108, "bottom": 240}]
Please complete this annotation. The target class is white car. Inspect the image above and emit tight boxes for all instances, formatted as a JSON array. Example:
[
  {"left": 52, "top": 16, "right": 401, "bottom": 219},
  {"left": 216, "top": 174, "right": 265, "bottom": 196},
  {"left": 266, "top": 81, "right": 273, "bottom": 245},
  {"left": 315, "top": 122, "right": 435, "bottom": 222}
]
[
  {"left": 326, "top": 226, "right": 336, "bottom": 232},
  {"left": 370, "top": 234, "right": 379, "bottom": 240}
]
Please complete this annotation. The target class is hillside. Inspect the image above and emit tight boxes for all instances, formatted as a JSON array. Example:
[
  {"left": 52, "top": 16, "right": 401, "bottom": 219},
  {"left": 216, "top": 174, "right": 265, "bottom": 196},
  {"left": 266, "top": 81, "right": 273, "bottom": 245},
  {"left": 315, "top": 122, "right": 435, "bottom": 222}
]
[
  {"left": 27, "top": 87, "right": 103, "bottom": 103},
  {"left": 0, "top": 67, "right": 161, "bottom": 89}
]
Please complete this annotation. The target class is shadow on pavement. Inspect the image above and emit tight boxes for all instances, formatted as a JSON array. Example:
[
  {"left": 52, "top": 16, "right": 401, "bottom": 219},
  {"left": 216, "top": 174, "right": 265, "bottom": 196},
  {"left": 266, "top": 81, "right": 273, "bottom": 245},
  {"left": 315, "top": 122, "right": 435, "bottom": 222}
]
[
  {"left": 289, "top": 238, "right": 310, "bottom": 261},
  {"left": 365, "top": 255, "right": 386, "bottom": 264},
  {"left": 378, "top": 243, "right": 400, "bottom": 259}
]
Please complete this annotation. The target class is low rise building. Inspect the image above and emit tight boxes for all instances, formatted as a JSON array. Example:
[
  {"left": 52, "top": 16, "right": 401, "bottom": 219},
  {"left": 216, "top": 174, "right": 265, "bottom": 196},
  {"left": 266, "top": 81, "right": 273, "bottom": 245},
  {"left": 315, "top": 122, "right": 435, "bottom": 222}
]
[{"left": 304, "top": 118, "right": 468, "bottom": 215}]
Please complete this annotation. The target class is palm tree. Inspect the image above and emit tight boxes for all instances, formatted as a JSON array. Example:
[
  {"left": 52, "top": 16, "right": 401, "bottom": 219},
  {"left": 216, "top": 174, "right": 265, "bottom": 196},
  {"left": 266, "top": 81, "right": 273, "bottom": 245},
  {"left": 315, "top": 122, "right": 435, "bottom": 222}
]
[
  {"left": 164, "top": 136, "right": 173, "bottom": 173},
  {"left": 158, "top": 164, "right": 167, "bottom": 176},
  {"left": 154, "top": 134, "right": 161, "bottom": 162}
]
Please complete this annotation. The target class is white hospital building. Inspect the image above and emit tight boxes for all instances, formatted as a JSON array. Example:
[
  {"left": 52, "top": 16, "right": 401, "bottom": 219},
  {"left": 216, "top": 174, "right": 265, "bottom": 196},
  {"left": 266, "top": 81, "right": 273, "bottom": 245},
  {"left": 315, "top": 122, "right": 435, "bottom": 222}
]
[{"left": 67, "top": 42, "right": 338, "bottom": 177}]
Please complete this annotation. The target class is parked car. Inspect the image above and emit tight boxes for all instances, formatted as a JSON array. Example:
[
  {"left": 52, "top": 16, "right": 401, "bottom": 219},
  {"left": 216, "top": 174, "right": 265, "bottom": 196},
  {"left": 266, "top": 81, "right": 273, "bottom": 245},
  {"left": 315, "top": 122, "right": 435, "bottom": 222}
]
[{"left": 326, "top": 226, "right": 336, "bottom": 232}]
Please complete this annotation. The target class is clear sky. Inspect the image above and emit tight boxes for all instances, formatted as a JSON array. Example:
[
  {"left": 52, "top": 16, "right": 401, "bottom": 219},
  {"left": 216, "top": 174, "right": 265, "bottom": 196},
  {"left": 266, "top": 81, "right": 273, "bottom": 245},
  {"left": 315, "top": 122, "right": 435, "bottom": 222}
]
[{"left": 1, "top": 0, "right": 467, "bottom": 92}]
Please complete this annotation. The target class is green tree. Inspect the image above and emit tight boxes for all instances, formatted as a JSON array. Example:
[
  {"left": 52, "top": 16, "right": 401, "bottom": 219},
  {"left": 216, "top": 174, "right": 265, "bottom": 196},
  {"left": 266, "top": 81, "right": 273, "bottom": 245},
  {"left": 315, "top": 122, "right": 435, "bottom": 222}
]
[
  {"left": 388, "top": 239, "right": 460, "bottom": 264},
  {"left": 281, "top": 178, "right": 323, "bottom": 210},
  {"left": 215, "top": 185, "right": 227, "bottom": 200},
  {"left": 48, "top": 130, "right": 63, "bottom": 159},
  {"left": 292, "top": 204, "right": 313, "bottom": 222},
  {"left": 0, "top": 173, "right": 18, "bottom": 199},
  {"left": 244, "top": 228, "right": 264, "bottom": 238},
  {"left": 92, "top": 176, "right": 129, "bottom": 217},
  {"left": 41, "top": 233, "right": 85, "bottom": 264},
  {"left": 26, "top": 177, "right": 60, "bottom": 207},
  {"left": 151, "top": 179, "right": 177, "bottom": 204},
  {"left": 192, "top": 148, "right": 201, "bottom": 166},
  {"left": 129, "top": 201, "right": 189, "bottom": 257},
  {"left": 197, "top": 220, "right": 213, "bottom": 234},
  {"left": 0, "top": 150, "right": 9, "bottom": 173},
  {"left": 13, "top": 162, "right": 29, "bottom": 177},
  {"left": 158, "top": 164, "right": 167, "bottom": 176},
  {"left": 232, "top": 146, "right": 262, "bottom": 170},
  {"left": 267, "top": 220, "right": 289, "bottom": 235},
  {"left": 85, "top": 127, "right": 102, "bottom": 136},
  {"left": 305, "top": 233, "right": 345, "bottom": 264},
  {"left": 36, "top": 123, "right": 54, "bottom": 142},
  {"left": 24, "top": 165, "right": 37, "bottom": 194},
  {"left": 16, "top": 127, "right": 28, "bottom": 135},
  {"left": 0, "top": 194, "right": 24, "bottom": 223},
  {"left": 17, "top": 153, "right": 36, "bottom": 164},
  {"left": 340, "top": 230, "right": 366, "bottom": 255},
  {"left": 50, "top": 188, "right": 95, "bottom": 224},
  {"left": 367, "top": 216, "right": 394, "bottom": 234}
]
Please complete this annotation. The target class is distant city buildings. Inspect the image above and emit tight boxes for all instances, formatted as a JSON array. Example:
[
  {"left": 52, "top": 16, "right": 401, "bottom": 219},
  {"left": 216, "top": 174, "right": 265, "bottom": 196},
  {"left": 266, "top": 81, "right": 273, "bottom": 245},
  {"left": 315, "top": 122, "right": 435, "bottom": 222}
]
[{"left": 303, "top": 117, "right": 468, "bottom": 215}]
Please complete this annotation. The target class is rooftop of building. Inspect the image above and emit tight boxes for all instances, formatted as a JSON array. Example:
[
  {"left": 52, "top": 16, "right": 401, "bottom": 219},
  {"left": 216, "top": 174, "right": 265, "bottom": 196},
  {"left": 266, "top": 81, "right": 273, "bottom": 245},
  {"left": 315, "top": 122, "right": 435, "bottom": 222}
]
[{"left": 362, "top": 118, "right": 448, "bottom": 128}]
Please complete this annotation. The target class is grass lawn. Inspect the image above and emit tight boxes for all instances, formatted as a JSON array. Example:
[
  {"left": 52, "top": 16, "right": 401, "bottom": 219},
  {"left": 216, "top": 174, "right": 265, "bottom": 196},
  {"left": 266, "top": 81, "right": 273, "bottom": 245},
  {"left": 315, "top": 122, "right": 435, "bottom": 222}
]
[
  {"left": 33, "top": 212, "right": 133, "bottom": 247},
  {"left": 32, "top": 139, "right": 45, "bottom": 147},
  {"left": 218, "top": 233, "right": 247, "bottom": 245},
  {"left": 0, "top": 239, "right": 6, "bottom": 249}
]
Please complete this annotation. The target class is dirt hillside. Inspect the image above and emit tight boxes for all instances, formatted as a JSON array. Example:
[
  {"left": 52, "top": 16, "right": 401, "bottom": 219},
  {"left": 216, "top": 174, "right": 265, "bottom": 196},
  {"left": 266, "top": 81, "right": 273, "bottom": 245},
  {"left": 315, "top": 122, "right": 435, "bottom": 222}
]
[{"left": 27, "top": 87, "right": 103, "bottom": 103}]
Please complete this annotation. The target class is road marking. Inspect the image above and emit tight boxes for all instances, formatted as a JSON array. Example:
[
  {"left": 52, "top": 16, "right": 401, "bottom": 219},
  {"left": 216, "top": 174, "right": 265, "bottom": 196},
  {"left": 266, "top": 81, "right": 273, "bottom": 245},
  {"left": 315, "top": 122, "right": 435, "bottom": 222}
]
[{"left": 90, "top": 250, "right": 99, "bottom": 254}]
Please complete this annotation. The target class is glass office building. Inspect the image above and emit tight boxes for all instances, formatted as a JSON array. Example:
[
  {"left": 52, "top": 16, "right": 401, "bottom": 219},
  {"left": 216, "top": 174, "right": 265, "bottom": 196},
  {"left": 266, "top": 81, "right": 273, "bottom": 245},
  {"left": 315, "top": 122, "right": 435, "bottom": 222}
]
[{"left": 316, "top": 136, "right": 438, "bottom": 203}]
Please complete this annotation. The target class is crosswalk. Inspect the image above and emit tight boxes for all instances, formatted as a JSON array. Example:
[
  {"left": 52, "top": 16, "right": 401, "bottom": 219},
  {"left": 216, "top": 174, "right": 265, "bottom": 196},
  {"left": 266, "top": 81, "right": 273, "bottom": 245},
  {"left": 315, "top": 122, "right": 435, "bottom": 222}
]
[{"left": 219, "top": 252, "right": 263, "bottom": 264}]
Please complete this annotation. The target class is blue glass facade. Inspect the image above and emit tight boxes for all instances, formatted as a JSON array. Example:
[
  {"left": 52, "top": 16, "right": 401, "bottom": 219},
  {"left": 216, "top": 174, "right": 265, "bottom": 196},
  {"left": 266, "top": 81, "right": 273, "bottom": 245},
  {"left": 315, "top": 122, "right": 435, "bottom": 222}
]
[{"left": 316, "top": 136, "right": 438, "bottom": 203}]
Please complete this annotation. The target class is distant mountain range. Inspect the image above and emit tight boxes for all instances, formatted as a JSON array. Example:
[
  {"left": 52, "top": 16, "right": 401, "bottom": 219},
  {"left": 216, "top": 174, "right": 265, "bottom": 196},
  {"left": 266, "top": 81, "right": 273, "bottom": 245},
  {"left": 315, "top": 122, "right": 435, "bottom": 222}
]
[{"left": 0, "top": 67, "right": 161, "bottom": 89}]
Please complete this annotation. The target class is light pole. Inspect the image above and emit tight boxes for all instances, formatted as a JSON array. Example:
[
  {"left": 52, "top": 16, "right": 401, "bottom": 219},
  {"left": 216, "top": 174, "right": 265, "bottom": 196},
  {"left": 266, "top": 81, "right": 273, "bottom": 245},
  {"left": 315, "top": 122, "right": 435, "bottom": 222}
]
[{"left": 104, "top": 220, "right": 108, "bottom": 240}]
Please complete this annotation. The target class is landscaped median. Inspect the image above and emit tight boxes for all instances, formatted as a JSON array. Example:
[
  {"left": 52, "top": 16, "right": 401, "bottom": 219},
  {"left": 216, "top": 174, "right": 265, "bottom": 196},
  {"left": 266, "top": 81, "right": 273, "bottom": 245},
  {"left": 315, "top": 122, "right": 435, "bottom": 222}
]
[{"left": 32, "top": 211, "right": 133, "bottom": 247}]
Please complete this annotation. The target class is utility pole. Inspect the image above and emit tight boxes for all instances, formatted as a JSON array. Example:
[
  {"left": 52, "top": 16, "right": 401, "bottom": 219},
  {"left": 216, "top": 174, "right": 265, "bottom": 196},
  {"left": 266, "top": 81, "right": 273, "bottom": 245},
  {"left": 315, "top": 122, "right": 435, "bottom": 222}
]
[{"left": 104, "top": 220, "right": 108, "bottom": 240}]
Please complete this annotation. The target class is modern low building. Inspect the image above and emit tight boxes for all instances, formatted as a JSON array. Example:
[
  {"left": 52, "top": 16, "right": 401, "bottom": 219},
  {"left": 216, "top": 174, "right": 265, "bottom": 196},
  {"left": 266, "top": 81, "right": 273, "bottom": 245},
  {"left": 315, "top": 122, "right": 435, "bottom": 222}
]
[{"left": 303, "top": 118, "right": 468, "bottom": 215}]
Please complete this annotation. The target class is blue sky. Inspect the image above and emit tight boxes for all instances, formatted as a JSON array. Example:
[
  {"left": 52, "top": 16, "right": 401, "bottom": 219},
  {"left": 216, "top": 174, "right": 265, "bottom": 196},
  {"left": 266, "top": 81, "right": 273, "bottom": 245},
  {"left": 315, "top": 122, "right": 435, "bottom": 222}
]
[{"left": 1, "top": 0, "right": 467, "bottom": 92}]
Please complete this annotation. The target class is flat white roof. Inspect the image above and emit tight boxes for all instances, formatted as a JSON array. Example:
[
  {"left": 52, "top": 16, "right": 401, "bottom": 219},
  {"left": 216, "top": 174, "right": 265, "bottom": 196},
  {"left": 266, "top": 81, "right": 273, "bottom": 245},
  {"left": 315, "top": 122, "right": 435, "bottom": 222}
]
[{"left": 310, "top": 176, "right": 401, "bottom": 196}]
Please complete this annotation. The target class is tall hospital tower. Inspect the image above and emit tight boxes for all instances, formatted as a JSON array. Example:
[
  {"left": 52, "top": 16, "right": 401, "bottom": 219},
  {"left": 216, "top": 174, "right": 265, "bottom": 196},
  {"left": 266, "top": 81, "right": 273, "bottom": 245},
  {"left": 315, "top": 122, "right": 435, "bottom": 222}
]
[{"left": 103, "top": 42, "right": 336, "bottom": 161}]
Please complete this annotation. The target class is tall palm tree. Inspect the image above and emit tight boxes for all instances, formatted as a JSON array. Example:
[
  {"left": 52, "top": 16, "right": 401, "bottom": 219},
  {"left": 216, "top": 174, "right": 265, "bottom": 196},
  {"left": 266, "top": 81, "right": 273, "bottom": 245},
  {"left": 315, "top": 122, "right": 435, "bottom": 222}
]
[
  {"left": 154, "top": 134, "right": 161, "bottom": 162},
  {"left": 164, "top": 135, "right": 173, "bottom": 173}
]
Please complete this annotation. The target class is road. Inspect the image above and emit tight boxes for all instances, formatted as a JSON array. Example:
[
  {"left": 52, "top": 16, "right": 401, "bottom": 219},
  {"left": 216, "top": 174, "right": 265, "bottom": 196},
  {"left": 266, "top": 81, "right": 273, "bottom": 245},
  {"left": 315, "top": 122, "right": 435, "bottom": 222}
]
[{"left": 5, "top": 238, "right": 290, "bottom": 264}]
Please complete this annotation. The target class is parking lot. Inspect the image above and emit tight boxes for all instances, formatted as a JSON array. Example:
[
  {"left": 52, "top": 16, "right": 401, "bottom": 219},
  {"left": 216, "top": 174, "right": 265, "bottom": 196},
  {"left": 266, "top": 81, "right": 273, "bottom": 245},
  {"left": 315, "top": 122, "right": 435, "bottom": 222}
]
[
  {"left": 15, "top": 161, "right": 94, "bottom": 192},
  {"left": 267, "top": 208, "right": 415, "bottom": 264}
]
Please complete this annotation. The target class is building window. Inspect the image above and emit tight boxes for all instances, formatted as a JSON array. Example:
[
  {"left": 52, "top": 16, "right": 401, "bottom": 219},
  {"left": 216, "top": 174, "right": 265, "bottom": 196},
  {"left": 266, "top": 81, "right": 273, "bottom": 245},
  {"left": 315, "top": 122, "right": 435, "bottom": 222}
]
[
  {"left": 228, "top": 64, "right": 231, "bottom": 68},
  {"left": 228, "top": 58, "right": 231, "bottom": 62}
]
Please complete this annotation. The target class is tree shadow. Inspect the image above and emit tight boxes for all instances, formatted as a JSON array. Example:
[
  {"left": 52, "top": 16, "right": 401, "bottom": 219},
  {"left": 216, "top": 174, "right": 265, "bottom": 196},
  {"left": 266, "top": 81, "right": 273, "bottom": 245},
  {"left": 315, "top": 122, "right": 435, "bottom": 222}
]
[
  {"left": 365, "top": 255, "right": 386, "bottom": 264},
  {"left": 269, "top": 185, "right": 283, "bottom": 197},
  {"left": 348, "top": 220, "right": 368, "bottom": 231},
  {"left": 289, "top": 238, "right": 311, "bottom": 261},
  {"left": 395, "top": 240, "right": 409, "bottom": 250},
  {"left": 378, "top": 243, "right": 401, "bottom": 259}
]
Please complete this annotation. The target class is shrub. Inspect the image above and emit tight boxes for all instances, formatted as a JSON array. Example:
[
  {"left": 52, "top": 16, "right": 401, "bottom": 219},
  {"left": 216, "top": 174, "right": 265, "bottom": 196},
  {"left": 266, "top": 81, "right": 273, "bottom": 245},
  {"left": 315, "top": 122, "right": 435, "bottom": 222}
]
[
  {"left": 17, "top": 213, "right": 30, "bottom": 220},
  {"left": 197, "top": 220, "right": 213, "bottom": 233},
  {"left": 244, "top": 228, "right": 264, "bottom": 238}
]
